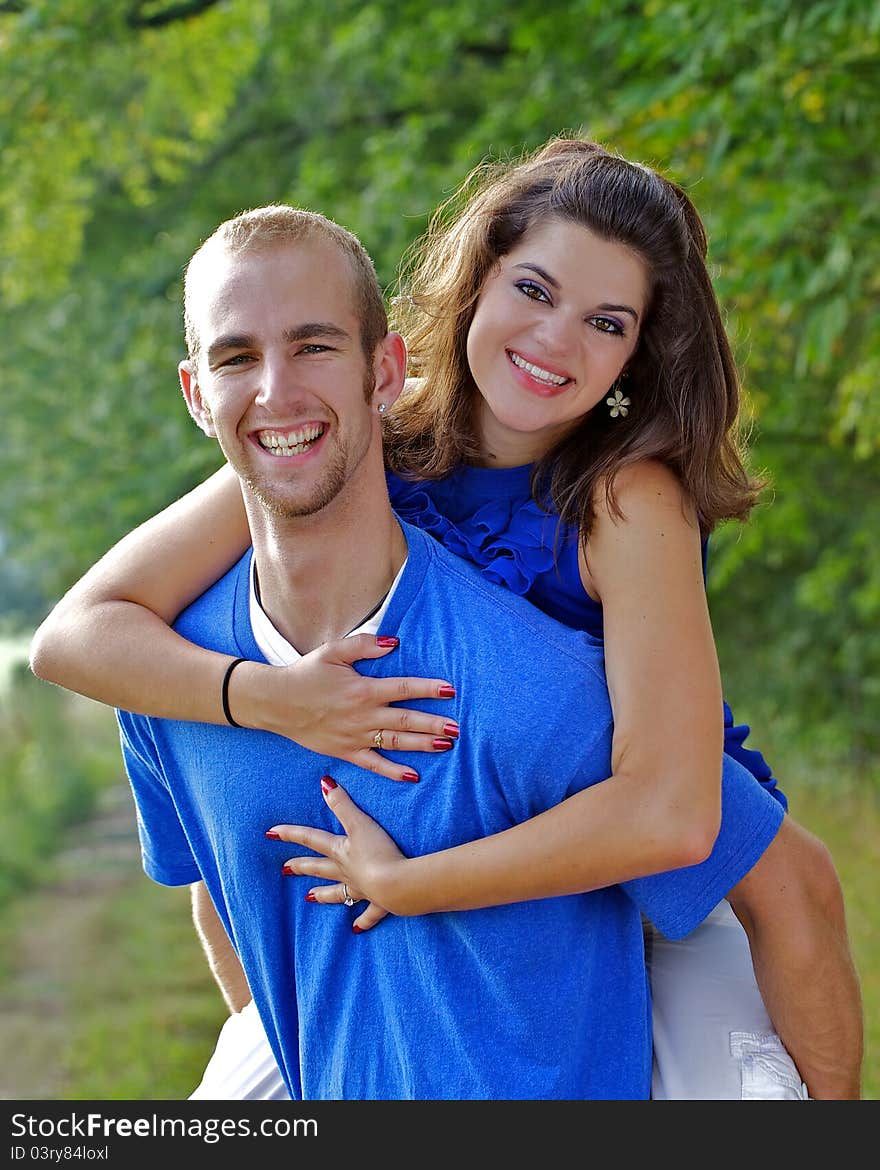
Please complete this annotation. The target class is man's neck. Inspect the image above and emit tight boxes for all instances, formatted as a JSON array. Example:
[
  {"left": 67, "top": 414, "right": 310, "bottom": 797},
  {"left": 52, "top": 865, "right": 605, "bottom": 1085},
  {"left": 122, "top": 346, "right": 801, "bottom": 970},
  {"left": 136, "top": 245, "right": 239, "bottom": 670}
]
[{"left": 247, "top": 488, "right": 407, "bottom": 656}]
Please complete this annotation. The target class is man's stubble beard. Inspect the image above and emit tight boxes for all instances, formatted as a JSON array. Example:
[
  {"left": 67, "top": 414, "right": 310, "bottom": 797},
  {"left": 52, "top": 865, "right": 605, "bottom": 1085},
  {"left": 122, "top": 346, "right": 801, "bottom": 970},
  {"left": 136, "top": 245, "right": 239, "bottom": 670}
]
[
  {"left": 243, "top": 450, "right": 350, "bottom": 520},
  {"left": 240, "top": 367, "right": 377, "bottom": 520}
]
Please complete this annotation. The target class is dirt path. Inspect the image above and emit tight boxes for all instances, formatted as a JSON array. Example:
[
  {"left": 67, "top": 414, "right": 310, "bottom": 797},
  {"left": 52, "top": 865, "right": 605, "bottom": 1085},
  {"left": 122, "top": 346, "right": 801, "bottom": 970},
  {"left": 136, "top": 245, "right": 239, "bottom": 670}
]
[{"left": 0, "top": 781, "right": 144, "bottom": 1099}]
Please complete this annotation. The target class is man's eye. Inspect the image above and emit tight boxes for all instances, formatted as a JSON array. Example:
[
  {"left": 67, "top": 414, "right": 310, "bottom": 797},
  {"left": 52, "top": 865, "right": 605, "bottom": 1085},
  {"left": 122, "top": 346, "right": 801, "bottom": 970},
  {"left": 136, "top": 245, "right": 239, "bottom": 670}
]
[
  {"left": 221, "top": 353, "right": 254, "bottom": 366},
  {"left": 300, "top": 344, "right": 332, "bottom": 354},
  {"left": 515, "top": 280, "right": 550, "bottom": 303}
]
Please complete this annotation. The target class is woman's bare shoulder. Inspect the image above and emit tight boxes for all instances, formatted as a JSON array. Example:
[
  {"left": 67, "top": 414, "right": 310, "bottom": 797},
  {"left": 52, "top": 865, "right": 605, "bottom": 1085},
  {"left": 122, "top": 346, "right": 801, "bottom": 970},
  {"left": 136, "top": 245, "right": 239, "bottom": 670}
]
[{"left": 594, "top": 459, "right": 694, "bottom": 526}]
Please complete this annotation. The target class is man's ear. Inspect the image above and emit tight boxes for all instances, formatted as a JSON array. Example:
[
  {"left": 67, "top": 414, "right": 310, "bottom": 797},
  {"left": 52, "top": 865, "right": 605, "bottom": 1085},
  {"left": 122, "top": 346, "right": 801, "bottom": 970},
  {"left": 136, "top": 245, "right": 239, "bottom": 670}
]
[
  {"left": 371, "top": 331, "right": 408, "bottom": 412},
  {"left": 179, "top": 361, "right": 216, "bottom": 437}
]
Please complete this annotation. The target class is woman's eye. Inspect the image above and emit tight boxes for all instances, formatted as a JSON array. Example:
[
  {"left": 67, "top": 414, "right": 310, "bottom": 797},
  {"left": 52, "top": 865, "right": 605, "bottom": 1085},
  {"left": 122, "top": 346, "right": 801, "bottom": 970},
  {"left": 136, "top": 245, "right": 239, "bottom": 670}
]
[
  {"left": 515, "top": 279, "right": 550, "bottom": 303},
  {"left": 591, "top": 316, "right": 624, "bottom": 335}
]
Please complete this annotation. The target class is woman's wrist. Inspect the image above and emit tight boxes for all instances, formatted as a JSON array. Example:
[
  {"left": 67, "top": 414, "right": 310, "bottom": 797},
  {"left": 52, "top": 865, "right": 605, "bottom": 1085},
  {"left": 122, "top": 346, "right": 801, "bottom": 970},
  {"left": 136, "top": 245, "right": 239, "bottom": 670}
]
[
  {"left": 374, "top": 856, "right": 436, "bottom": 918},
  {"left": 224, "top": 659, "right": 292, "bottom": 736}
]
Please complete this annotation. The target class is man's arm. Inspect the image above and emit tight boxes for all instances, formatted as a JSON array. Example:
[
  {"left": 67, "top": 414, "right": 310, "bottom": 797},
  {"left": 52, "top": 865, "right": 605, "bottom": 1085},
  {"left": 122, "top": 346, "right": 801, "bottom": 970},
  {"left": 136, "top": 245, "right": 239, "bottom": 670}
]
[
  {"left": 190, "top": 881, "right": 252, "bottom": 1014},
  {"left": 726, "top": 814, "right": 863, "bottom": 1099}
]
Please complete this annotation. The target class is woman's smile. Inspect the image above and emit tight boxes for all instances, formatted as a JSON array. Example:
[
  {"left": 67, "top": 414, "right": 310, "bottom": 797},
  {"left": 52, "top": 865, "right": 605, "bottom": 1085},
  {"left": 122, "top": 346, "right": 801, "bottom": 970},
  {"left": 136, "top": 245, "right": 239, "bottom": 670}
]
[{"left": 506, "top": 348, "right": 573, "bottom": 395}]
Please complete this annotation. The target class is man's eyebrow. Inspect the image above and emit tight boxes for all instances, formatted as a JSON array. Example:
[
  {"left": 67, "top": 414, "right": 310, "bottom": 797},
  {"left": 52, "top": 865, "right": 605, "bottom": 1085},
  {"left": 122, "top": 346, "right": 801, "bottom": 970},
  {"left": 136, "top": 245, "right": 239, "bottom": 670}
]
[
  {"left": 206, "top": 333, "right": 256, "bottom": 362},
  {"left": 513, "top": 263, "right": 640, "bottom": 322},
  {"left": 206, "top": 323, "right": 353, "bottom": 363},
  {"left": 285, "top": 323, "right": 352, "bottom": 344}
]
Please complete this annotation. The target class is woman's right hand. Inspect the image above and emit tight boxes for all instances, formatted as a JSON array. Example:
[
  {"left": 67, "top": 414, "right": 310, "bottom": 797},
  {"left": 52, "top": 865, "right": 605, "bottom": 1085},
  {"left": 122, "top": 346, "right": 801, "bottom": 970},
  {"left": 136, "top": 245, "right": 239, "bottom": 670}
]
[
  {"left": 233, "top": 634, "right": 459, "bottom": 783},
  {"left": 270, "top": 775, "right": 413, "bottom": 929}
]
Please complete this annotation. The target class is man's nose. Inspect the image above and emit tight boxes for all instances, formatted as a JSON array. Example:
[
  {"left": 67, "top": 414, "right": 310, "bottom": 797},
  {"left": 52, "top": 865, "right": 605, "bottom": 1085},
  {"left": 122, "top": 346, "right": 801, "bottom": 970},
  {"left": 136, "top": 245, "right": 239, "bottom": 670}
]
[{"left": 254, "top": 354, "right": 303, "bottom": 409}]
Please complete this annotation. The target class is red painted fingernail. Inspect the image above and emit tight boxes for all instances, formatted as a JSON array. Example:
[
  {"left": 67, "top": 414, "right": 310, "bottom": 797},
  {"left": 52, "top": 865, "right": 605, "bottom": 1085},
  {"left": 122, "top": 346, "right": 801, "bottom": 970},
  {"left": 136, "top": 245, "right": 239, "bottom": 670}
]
[
  {"left": 376, "top": 635, "right": 399, "bottom": 647},
  {"left": 304, "top": 892, "right": 317, "bottom": 902},
  {"left": 438, "top": 684, "right": 456, "bottom": 697},
  {"left": 432, "top": 738, "right": 454, "bottom": 751},
  {"left": 265, "top": 831, "right": 281, "bottom": 839},
  {"left": 321, "top": 776, "right": 338, "bottom": 795},
  {"left": 442, "top": 722, "right": 459, "bottom": 739},
  {"left": 401, "top": 771, "right": 420, "bottom": 783},
  {"left": 352, "top": 925, "right": 363, "bottom": 934},
  {"left": 281, "top": 864, "right": 295, "bottom": 876}
]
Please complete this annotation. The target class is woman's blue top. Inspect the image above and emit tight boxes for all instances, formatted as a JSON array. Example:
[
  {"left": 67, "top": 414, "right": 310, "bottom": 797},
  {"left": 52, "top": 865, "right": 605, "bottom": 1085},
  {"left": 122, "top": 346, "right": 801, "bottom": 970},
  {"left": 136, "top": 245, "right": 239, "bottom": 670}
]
[{"left": 388, "top": 462, "right": 786, "bottom": 809}]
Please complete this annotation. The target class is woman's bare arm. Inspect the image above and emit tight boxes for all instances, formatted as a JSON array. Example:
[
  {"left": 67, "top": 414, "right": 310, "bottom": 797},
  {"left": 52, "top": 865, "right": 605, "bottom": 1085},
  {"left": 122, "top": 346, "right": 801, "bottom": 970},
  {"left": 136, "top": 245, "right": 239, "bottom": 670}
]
[
  {"left": 30, "top": 465, "right": 253, "bottom": 722},
  {"left": 274, "top": 461, "right": 726, "bottom": 917},
  {"left": 29, "top": 465, "right": 459, "bottom": 781},
  {"left": 578, "top": 458, "right": 724, "bottom": 872}
]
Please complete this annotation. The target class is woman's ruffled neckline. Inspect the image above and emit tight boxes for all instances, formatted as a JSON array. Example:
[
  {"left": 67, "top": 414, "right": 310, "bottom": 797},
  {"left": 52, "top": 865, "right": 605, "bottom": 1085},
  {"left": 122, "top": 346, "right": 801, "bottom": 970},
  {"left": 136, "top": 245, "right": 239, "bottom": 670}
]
[{"left": 387, "top": 466, "right": 571, "bottom": 597}]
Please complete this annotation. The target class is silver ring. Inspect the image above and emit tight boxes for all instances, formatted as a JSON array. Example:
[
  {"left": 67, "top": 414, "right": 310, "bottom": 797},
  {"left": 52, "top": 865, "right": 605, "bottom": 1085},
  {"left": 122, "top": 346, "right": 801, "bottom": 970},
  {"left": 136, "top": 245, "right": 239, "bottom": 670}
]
[
  {"left": 343, "top": 883, "right": 355, "bottom": 908},
  {"left": 372, "top": 729, "right": 385, "bottom": 750}
]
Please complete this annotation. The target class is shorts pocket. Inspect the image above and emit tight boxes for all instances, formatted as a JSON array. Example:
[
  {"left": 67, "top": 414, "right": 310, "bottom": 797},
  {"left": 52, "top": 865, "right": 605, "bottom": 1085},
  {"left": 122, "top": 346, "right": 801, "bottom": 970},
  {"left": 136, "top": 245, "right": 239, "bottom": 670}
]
[{"left": 730, "top": 1031, "right": 810, "bottom": 1100}]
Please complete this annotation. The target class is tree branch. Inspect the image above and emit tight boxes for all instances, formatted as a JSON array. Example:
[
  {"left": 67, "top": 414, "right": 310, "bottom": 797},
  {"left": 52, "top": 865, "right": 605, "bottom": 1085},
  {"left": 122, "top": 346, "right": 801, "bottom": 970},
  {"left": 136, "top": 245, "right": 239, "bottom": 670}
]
[
  {"left": 127, "top": 0, "right": 220, "bottom": 28},
  {"left": 462, "top": 40, "right": 510, "bottom": 62}
]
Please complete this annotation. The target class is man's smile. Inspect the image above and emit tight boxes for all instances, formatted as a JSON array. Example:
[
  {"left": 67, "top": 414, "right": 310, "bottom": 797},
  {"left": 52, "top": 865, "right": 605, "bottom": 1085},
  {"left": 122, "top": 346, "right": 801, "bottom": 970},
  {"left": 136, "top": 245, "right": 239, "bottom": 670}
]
[{"left": 254, "top": 422, "right": 327, "bottom": 457}]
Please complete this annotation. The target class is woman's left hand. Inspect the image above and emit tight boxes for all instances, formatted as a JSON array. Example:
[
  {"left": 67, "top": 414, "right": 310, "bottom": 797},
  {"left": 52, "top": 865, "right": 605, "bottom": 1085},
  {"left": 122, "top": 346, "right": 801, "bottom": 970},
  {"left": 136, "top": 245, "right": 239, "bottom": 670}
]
[{"left": 267, "top": 776, "right": 409, "bottom": 933}]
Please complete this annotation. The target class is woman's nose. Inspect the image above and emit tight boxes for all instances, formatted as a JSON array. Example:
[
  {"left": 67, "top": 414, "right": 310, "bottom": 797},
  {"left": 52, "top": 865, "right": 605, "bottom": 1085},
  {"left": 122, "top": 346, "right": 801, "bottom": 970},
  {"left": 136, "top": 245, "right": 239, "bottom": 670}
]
[{"left": 533, "top": 311, "right": 577, "bottom": 358}]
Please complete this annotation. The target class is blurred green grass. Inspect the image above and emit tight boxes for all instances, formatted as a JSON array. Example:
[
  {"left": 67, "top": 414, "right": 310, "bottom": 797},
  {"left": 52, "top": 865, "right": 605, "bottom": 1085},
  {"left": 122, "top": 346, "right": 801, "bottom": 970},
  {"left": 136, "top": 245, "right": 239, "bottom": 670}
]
[
  {"left": 60, "top": 875, "right": 229, "bottom": 1099},
  {"left": 0, "top": 680, "right": 227, "bottom": 1097},
  {"left": 0, "top": 668, "right": 120, "bottom": 916}
]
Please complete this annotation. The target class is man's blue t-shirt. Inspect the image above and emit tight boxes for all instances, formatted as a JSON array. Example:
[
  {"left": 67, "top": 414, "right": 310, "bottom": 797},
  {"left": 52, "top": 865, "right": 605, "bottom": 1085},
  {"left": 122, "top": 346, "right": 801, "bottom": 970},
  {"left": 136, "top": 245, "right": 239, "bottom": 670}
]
[{"left": 118, "top": 520, "right": 783, "bottom": 1100}]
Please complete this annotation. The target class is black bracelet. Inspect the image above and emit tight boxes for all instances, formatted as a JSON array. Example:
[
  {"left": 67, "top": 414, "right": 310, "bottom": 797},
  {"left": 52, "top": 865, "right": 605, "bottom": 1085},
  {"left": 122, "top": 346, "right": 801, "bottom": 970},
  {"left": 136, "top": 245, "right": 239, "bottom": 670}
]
[{"left": 221, "top": 657, "right": 247, "bottom": 728}]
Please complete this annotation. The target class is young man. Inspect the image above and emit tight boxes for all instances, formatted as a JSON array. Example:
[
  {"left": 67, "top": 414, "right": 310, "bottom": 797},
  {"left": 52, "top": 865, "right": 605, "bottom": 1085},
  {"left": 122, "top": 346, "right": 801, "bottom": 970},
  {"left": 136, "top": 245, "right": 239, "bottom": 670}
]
[{"left": 43, "top": 206, "right": 862, "bottom": 1099}]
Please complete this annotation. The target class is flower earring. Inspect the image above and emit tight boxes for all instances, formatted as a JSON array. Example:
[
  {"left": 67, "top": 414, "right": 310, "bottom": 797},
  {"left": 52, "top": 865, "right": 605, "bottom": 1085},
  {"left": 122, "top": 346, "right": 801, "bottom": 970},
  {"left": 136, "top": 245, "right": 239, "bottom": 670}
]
[{"left": 606, "top": 377, "right": 630, "bottom": 419}]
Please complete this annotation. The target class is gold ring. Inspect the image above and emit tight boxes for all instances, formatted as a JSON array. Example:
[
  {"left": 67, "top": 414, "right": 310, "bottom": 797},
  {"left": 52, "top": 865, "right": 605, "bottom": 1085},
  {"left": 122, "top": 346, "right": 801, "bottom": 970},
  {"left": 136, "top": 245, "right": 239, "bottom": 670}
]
[{"left": 372, "top": 729, "right": 384, "bottom": 750}]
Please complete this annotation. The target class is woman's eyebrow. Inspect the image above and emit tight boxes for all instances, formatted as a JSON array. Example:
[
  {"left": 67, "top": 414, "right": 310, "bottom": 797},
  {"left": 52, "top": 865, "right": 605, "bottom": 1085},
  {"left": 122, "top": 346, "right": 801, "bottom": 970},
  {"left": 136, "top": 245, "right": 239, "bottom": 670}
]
[
  {"left": 513, "top": 264, "right": 640, "bottom": 322},
  {"left": 513, "top": 262, "right": 559, "bottom": 289},
  {"left": 598, "top": 302, "right": 640, "bottom": 323}
]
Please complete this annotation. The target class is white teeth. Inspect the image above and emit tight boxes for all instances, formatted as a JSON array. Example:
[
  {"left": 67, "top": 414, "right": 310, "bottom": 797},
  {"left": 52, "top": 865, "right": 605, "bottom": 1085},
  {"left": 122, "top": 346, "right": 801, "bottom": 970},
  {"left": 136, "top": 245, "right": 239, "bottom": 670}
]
[
  {"left": 509, "top": 352, "right": 568, "bottom": 386},
  {"left": 258, "top": 423, "right": 324, "bottom": 456}
]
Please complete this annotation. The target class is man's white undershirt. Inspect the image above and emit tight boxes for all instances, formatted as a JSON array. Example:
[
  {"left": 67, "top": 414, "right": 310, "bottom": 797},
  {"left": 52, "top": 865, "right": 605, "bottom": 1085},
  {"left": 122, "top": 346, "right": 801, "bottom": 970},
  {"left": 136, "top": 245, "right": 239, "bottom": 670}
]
[{"left": 249, "top": 557, "right": 407, "bottom": 666}]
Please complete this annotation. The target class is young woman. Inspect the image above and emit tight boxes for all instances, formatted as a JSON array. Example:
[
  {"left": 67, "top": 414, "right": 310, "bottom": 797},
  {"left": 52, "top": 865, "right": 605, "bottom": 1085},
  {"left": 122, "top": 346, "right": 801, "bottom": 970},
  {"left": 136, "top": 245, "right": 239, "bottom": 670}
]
[{"left": 30, "top": 137, "right": 806, "bottom": 1099}]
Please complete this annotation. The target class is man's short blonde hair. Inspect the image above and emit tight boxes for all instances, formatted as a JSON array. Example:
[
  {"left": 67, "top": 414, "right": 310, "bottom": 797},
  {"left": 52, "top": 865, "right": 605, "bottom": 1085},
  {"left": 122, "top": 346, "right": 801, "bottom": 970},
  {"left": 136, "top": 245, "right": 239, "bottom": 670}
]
[{"left": 183, "top": 205, "right": 388, "bottom": 364}]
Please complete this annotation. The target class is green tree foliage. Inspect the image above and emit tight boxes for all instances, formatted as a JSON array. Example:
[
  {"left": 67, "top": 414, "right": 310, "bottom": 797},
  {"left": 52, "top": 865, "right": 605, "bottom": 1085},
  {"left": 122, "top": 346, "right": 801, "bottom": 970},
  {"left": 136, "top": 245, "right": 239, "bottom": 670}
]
[{"left": 2, "top": 0, "right": 877, "bottom": 765}]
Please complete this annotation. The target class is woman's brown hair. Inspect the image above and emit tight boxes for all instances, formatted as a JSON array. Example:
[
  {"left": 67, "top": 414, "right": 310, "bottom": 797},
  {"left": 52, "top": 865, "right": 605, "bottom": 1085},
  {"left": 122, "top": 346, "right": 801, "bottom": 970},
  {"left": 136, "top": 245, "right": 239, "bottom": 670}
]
[{"left": 386, "top": 136, "right": 765, "bottom": 540}]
